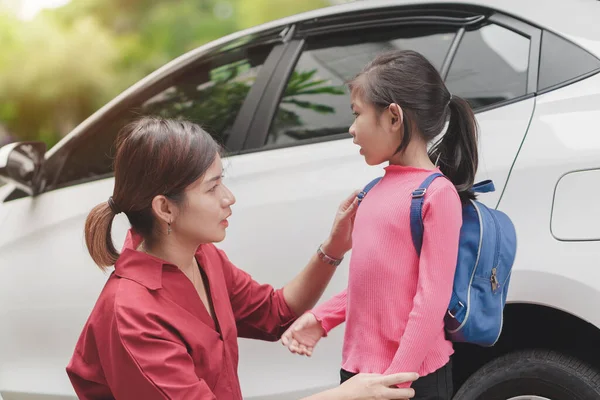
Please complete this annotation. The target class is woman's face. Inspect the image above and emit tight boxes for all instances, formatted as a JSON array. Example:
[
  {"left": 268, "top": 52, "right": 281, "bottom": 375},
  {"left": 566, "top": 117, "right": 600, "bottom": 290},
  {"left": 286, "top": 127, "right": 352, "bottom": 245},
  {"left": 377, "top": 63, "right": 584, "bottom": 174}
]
[{"left": 172, "top": 154, "right": 236, "bottom": 244}]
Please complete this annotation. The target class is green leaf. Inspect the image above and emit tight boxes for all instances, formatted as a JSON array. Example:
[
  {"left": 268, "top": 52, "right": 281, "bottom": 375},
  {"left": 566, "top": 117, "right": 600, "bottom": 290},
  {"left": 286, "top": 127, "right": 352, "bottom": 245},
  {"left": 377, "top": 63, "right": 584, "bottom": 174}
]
[
  {"left": 291, "top": 87, "right": 346, "bottom": 96},
  {"left": 282, "top": 99, "right": 336, "bottom": 114}
]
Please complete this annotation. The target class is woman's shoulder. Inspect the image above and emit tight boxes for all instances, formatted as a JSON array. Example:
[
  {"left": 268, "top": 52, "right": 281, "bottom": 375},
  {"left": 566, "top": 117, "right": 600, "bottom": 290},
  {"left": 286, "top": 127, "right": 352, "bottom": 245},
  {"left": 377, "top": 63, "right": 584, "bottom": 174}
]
[
  {"left": 75, "top": 272, "right": 158, "bottom": 337},
  {"left": 112, "top": 274, "right": 161, "bottom": 313}
]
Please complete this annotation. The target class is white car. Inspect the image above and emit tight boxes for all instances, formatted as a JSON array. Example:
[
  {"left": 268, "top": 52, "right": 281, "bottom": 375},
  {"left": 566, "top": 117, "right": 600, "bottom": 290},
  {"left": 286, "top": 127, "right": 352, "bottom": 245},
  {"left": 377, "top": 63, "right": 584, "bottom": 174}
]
[{"left": 2, "top": 0, "right": 600, "bottom": 399}]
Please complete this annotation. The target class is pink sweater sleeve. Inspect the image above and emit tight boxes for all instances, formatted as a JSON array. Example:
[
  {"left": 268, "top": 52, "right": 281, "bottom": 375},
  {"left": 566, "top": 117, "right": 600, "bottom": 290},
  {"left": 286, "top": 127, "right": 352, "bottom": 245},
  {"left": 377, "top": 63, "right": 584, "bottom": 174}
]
[
  {"left": 384, "top": 186, "right": 462, "bottom": 377},
  {"left": 309, "top": 289, "right": 347, "bottom": 335}
]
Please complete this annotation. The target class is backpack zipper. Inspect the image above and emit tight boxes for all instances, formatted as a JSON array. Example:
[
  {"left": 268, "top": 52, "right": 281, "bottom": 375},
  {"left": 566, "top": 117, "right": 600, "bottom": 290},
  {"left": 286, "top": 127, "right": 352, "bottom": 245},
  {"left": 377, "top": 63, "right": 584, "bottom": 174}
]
[
  {"left": 488, "top": 209, "right": 504, "bottom": 345},
  {"left": 489, "top": 210, "right": 502, "bottom": 294},
  {"left": 447, "top": 200, "right": 483, "bottom": 334}
]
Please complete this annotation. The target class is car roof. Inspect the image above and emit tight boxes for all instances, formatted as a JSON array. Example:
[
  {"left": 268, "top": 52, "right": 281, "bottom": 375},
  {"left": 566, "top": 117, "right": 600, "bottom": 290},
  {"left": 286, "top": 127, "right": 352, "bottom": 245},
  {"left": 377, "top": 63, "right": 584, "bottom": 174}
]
[
  {"left": 288, "top": 0, "right": 600, "bottom": 45},
  {"left": 45, "top": 0, "right": 600, "bottom": 159}
]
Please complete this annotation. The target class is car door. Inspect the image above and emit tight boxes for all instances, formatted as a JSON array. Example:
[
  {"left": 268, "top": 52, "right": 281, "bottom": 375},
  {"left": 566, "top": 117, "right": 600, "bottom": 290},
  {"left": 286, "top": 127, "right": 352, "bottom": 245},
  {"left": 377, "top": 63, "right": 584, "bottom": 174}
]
[
  {"left": 0, "top": 38, "right": 280, "bottom": 399},
  {"left": 443, "top": 14, "right": 540, "bottom": 208},
  {"left": 219, "top": 11, "right": 539, "bottom": 400}
]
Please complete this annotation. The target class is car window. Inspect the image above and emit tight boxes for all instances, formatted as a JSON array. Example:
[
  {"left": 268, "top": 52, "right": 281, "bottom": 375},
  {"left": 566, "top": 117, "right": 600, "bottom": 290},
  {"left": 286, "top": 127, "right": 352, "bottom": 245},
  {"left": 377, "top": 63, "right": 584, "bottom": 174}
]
[
  {"left": 265, "top": 26, "right": 457, "bottom": 148},
  {"left": 51, "top": 44, "right": 273, "bottom": 189},
  {"left": 538, "top": 30, "right": 600, "bottom": 92},
  {"left": 445, "top": 23, "right": 530, "bottom": 110}
]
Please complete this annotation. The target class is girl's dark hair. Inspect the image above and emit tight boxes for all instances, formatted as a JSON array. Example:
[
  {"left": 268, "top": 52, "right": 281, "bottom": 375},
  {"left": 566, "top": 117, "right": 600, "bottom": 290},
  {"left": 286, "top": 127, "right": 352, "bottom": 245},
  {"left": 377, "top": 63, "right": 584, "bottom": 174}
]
[
  {"left": 349, "top": 50, "right": 479, "bottom": 202},
  {"left": 84, "top": 117, "right": 220, "bottom": 270}
]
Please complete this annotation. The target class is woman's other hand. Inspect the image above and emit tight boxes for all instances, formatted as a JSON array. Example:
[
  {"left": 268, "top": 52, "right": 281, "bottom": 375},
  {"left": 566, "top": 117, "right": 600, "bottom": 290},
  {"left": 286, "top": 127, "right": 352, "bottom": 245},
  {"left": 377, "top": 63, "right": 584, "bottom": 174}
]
[{"left": 338, "top": 372, "right": 418, "bottom": 400}]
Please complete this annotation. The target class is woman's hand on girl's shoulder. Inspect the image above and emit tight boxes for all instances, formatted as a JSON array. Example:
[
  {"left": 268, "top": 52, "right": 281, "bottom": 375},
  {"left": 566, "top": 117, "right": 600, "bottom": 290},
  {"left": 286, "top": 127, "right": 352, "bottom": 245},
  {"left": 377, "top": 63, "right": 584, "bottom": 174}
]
[{"left": 323, "top": 190, "right": 361, "bottom": 259}]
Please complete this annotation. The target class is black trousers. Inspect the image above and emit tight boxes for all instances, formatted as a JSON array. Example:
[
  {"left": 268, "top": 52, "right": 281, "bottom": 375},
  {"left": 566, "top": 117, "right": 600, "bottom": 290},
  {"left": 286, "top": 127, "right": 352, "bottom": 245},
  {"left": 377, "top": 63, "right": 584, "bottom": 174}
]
[{"left": 340, "top": 360, "right": 453, "bottom": 400}]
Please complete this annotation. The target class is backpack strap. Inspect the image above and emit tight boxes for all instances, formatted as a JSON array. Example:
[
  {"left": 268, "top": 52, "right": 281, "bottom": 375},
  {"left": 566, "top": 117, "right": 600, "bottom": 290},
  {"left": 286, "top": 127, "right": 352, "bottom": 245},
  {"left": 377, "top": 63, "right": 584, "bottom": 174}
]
[
  {"left": 357, "top": 177, "right": 382, "bottom": 205},
  {"left": 410, "top": 176, "right": 496, "bottom": 255},
  {"left": 410, "top": 172, "right": 444, "bottom": 256},
  {"left": 472, "top": 180, "right": 495, "bottom": 193}
]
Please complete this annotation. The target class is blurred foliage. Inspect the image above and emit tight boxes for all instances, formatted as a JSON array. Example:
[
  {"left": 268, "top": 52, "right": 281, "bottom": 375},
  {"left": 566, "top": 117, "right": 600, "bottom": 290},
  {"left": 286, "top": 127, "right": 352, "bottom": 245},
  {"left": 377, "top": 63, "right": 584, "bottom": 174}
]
[
  {"left": 269, "top": 69, "right": 345, "bottom": 140},
  {"left": 0, "top": 0, "right": 330, "bottom": 148},
  {"left": 143, "top": 60, "right": 345, "bottom": 146},
  {"left": 143, "top": 60, "right": 256, "bottom": 146}
]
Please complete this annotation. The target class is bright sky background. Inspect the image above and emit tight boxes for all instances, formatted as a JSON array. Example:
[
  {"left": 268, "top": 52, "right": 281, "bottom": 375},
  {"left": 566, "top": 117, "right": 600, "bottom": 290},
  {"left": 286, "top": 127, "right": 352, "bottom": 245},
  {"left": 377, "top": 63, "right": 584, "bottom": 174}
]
[{"left": 14, "top": 0, "right": 71, "bottom": 20}]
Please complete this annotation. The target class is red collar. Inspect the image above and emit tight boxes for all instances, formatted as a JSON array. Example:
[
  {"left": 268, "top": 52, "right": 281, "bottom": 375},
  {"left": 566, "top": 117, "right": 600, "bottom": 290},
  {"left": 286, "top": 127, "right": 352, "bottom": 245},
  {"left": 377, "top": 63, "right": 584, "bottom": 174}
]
[{"left": 114, "top": 230, "right": 170, "bottom": 290}]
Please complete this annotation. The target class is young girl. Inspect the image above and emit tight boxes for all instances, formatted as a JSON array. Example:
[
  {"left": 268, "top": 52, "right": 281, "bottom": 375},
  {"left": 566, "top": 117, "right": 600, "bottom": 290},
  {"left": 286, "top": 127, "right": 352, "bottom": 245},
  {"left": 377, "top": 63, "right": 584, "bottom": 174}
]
[{"left": 281, "top": 50, "right": 479, "bottom": 400}]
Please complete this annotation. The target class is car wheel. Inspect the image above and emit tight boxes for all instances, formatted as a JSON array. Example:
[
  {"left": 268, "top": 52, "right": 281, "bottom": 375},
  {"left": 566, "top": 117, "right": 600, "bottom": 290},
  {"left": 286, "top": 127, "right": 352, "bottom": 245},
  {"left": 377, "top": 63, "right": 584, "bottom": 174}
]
[{"left": 453, "top": 349, "right": 600, "bottom": 400}]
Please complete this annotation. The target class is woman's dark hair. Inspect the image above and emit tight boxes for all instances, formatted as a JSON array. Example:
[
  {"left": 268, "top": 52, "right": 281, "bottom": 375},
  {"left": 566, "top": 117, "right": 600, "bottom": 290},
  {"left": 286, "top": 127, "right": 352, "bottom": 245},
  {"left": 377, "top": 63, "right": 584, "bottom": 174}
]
[
  {"left": 84, "top": 117, "right": 220, "bottom": 270},
  {"left": 348, "top": 49, "right": 479, "bottom": 202}
]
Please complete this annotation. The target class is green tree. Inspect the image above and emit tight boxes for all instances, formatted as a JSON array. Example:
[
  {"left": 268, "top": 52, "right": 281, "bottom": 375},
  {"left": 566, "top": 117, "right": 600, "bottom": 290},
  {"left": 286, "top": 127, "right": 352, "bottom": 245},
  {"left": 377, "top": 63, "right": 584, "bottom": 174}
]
[
  {"left": 0, "top": 0, "right": 333, "bottom": 147},
  {"left": 0, "top": 12, "right": 118, "bottom": 146}
]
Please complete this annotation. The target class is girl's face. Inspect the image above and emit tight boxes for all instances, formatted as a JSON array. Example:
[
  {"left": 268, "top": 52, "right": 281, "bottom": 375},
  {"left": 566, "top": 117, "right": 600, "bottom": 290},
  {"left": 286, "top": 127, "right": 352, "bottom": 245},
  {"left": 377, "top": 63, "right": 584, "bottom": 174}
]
[{"left": 349, "top": 92, "right": 403, "bottom": 166}]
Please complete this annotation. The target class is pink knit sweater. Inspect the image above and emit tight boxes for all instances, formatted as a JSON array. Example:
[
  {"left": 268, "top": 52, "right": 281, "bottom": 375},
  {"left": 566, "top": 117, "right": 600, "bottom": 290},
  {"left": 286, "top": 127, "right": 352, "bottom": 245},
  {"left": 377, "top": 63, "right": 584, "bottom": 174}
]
[{"left": 312, "top": 164, "right": 462, "bottom": 378}]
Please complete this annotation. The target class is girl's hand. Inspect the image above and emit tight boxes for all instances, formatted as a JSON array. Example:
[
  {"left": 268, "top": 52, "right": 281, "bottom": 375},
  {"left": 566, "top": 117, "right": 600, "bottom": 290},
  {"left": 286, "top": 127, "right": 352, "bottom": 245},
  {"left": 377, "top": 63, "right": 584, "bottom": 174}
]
[
  {"left": 281, "top": 312, "right": 325, "bottom": 357},
  {"left": 322, "top": 190, "right": 360, "bottom": 259}
]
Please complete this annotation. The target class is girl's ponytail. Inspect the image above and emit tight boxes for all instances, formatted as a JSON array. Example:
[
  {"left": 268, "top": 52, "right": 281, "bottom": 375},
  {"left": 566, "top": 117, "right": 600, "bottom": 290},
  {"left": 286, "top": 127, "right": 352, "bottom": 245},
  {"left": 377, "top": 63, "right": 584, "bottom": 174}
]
[
  {"left": 430, "top": 95, "right": 479, "bottom": 203},
  {"left": 84, "top": 201, "right": 119, "bottom": 270}
]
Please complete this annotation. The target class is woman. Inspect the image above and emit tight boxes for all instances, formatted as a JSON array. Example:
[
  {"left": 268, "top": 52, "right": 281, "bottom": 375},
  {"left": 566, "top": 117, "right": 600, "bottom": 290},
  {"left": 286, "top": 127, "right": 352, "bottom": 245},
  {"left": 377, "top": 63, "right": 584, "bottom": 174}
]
[{"left": 66, "top": 117, "right": 417, "bottom": 399}]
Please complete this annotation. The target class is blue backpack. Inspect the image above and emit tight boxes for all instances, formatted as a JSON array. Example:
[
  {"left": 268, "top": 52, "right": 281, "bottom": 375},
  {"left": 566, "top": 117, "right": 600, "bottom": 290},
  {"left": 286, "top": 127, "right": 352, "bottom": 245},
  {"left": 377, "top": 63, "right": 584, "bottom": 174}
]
[{"left": 357, "top": 173, "right": 517, "bottom": 347}]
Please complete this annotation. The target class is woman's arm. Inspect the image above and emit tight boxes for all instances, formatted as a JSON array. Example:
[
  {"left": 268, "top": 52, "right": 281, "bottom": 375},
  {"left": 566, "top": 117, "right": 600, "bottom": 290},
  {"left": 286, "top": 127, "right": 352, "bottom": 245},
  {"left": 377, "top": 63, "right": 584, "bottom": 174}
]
[
  {"left": 222, "top": 191, "right": 359, "bottom": 341},
  {"left": 281, "top": 242, "right": 346, "bottom": 316},
  {"left": 282, "top": 190, "right": 358, "bottom": 315},
  {"left": 301, "top": 372, "right": 418, "bottom": 400}
]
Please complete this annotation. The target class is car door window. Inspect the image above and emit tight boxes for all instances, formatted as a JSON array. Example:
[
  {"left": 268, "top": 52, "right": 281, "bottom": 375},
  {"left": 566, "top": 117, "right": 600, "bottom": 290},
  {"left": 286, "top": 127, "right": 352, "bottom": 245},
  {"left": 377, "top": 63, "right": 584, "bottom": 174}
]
[
  {"left": 265, "top": 26, "right": 457, "bottom": 147},
  {"left": 445, "top": 23, "right": 530, "bottom": 110},
  {"left": 537, "top": 30, "right": 600, "bottom": 92},
  {"left": 51, "top": 43, "right": 273, "bottom": 190}
]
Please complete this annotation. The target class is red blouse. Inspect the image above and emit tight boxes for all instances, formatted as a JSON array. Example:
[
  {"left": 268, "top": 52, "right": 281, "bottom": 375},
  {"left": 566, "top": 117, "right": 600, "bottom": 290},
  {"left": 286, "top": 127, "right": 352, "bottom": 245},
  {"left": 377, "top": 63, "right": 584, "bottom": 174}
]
[{"left": 66, "top": 230, "right": 296, "bottom": 399}]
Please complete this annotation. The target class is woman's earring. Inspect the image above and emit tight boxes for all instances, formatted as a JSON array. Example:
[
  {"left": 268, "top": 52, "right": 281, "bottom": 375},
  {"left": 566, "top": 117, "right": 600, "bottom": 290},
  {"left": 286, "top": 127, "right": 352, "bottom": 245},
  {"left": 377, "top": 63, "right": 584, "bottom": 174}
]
[{"left": 167, "top": 221, "right": 172, "bottom": 235}]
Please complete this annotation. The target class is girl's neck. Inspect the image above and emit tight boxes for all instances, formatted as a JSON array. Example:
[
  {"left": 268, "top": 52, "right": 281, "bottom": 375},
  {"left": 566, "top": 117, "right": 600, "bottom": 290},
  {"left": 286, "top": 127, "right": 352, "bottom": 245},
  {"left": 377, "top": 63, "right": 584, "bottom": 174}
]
[{"left": 388, "top": 139, "right": 436, "bottom": 170}]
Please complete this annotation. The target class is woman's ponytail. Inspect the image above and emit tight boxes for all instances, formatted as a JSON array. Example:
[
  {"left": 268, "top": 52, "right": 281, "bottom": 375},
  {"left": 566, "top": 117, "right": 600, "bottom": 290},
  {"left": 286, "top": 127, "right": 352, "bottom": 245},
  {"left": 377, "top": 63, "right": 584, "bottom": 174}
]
[
  {"left": 84, "top": 202, "right": 119, "bottom": 270},
  {"left": 431, "top": 95, "right": 479, "bottom": 203}
]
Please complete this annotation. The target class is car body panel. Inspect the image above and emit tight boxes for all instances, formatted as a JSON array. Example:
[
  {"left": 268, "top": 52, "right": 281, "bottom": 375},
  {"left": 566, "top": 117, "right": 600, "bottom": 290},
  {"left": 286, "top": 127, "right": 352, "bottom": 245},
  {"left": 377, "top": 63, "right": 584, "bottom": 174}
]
[
  {"left": 499, "top": 72, "right": 600, "bottom": 330},
  {"left": 2, "top": 1, "right": 600, "bottom": 399}
]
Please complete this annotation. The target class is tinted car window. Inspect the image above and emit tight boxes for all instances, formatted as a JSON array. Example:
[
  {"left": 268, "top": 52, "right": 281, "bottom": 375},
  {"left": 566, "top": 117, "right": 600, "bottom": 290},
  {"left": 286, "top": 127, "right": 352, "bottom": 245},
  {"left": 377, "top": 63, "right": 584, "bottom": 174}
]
[
  {"left": 265, "top": 26, "right": 456, "bottom": 147},
  {"left": 538, "top": 30, "right": 600, "bottom": 92},
  {"left": 446, "top": 23, "right": 530, "bottom": 110},
  {"left": 52, "top": 44, "right": 272, "bottom": 189}
]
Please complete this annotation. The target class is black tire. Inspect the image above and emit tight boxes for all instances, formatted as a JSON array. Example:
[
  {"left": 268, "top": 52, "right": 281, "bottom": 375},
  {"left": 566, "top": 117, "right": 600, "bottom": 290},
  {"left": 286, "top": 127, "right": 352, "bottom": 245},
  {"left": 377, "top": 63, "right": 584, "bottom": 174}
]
[{"left": 454, "top": 349, "right": 600, "bottom": 400}]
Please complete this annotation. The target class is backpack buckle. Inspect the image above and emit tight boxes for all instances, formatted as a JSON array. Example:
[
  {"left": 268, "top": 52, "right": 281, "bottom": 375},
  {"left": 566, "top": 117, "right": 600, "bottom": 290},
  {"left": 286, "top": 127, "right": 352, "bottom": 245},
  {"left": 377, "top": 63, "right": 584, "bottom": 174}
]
[
  {"left": 412, "top": 188, "right": 427, "bottom": 198},
  {"left": 357, "top": 191, "right": 366, "bottom": 204},
  {"left": 447, "top": 301, "right": 465, "bottom": 319}
]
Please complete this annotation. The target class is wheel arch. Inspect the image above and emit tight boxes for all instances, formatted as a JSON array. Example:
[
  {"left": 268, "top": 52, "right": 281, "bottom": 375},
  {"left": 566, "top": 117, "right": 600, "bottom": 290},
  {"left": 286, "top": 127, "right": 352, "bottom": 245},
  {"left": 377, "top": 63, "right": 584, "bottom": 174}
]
[{"left": 453, "top": 268, "right": 600, "bottom": 390}]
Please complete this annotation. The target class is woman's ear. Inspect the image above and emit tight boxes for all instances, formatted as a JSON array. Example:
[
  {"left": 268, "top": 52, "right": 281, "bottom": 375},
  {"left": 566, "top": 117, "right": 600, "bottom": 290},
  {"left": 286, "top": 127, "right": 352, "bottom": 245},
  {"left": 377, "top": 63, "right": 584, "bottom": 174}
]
[
  {"left": 151, "top": 195, "right": 176, "bottom": 226},
  {"left": 388, "top": 103, "right": 404, "bottom": 131}
]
